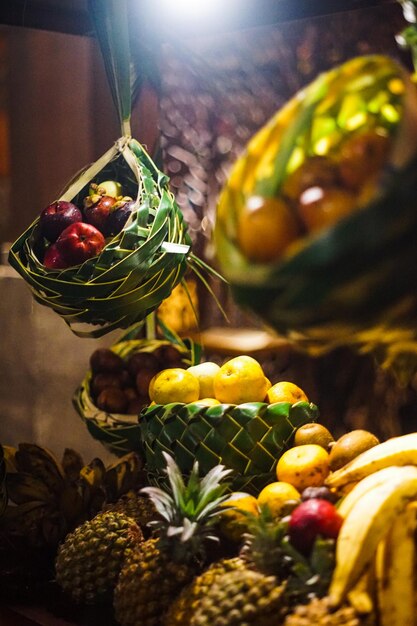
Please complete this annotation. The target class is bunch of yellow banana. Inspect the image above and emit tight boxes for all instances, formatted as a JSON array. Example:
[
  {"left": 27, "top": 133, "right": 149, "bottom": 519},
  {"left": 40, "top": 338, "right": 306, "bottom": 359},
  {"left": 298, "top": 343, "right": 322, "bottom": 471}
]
[
  {"left": 327, "top": 463, "right": 417, "bottom": 626},
  {"left": 0, "top": 442, "right": 142, "bottom": 549},
  {"left": 326, "top": 432, "right": 417, "bottom": 490}
]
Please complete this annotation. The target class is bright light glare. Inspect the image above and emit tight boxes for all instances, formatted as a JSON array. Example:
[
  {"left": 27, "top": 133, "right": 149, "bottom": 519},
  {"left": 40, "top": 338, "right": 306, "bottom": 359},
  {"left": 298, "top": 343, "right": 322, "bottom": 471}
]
[{"left": 154, "top": 0, "right": 225, "bottom": 24}]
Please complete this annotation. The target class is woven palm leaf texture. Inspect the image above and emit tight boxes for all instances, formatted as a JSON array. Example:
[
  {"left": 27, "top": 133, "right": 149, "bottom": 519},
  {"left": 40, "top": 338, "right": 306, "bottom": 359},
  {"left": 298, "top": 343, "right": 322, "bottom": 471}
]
[
  {"left": 8, "top": 0, "right": 214, "bottom": 339},
  {"left": 140, "top": 400, "right": 318, "bottom": 495},
  {"left": 215, "top": 54, "right": 417, "bottom": 382},
  {"left": 73, "top": 322, "right": 201, "bottom": 457}
]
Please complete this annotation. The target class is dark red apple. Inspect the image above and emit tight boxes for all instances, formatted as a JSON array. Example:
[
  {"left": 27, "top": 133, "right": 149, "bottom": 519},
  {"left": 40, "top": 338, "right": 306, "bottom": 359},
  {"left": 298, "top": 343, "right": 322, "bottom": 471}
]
[
  {"left": 288, "top": 498, "right": 343, "bottom": 554},
  {"left": 43, "top": 243, "right": 69, "bottom": 269},
  {"left": 55, "top": 222, "right": 105, "bottom": 266},
  {"left": 40, "top": 201, "right": 82, "bottom": 242},
  {"left": 84, "top": 194, "right": 117, "bottom": 232}
]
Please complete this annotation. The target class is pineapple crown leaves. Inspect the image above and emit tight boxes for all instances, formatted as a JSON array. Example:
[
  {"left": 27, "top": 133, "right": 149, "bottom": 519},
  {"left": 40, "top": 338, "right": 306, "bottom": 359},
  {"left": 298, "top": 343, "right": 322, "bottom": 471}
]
[
  {"left": 281, "top": 535, "right": 336, "bottom": 605},
  {"left": 141, "top": 453, "right": 233, "bottom": 559},
  {"left": 241, "top": 505, "right": 335, "bottom": 602}
]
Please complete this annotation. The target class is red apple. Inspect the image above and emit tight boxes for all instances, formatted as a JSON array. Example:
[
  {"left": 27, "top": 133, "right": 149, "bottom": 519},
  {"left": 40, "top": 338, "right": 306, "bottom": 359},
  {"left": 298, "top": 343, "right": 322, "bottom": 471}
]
[
  {"left": 40, "top": 201, "right": 83, "bottom": 242},
  {"left": 55, "top": 222, "right": 105, "bottom": 266},
  {"left": 43, "top": 243, "right": 69, "bottom": 269},
  {"left": 288, "top": 498, "right": 343, "bottom": 553},
  {"left": 84, "top": 194, "right": 117, "bottom": 232}
]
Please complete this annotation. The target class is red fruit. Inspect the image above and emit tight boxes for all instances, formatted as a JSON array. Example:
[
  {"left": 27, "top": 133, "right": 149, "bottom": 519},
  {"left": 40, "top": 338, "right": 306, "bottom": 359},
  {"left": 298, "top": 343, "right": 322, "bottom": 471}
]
[
  {"left": 55, "top": 222, "right": 105, "bottom": 266},
  {"left": 84, "top": 195, "right": 117, "bottom": 232},
  {"left": 40, "top": 201, "right": 83, "bottom": 242},
  {"left": 43, "top": 243, "right": 69, "bottom": 269},
  {"left": 288, "top": 498, "right": 343, "bottom": 553}
]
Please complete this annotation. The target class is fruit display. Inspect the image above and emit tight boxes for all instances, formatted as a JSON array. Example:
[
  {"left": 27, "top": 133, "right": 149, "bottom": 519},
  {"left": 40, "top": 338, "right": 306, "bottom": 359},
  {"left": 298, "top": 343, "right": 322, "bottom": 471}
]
[
  {"left": 5, "top": 413, "right": 417, "bottom": 625},
  {"left": 139, "top": 355, "right": 318, "bottom": 494},
  {"left": 39, "top": 181, "right": 134, "bottom": 269},
  {"left": 214, "top": 54, "right": 417, "bottom": 377},
  {"left": 73, "top": 335, "right": 196, "bottom": 456}
]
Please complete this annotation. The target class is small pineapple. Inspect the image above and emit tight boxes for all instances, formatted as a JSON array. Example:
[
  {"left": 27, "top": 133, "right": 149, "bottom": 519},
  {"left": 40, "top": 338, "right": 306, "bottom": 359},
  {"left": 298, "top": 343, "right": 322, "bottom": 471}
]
[
  {"left": 55, "top": 511, "right": 143, "bottom": 604},
  {"left": 283, "top": 596, "right": 375, "bottom": 626},
  {"left": 242, "top": 506, "right": 336, "bottom": 607},
  {"left": 114, "top": 453, "right": 232, "bottom": 626},
  {"left": 190, "top": 568, "right": 286, "bottom": 626},
  {"left": 102, "top": 490, "right": 157, "bottom": 537},
  {"left": 164, "top": 557, "right": 246, "bottom": 626}
]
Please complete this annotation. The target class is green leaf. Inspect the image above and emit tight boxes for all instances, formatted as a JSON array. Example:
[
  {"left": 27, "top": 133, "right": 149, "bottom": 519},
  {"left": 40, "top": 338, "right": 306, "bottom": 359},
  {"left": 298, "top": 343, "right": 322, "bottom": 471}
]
[{"left": 88, "top": 0, "right": 132, "bottom": 135}]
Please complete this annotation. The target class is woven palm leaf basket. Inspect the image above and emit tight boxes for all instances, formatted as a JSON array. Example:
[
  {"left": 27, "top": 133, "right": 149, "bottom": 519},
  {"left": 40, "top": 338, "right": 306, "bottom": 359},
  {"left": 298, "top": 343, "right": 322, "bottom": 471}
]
[
  {"left": 8, "top": 0, "right": 214, "bottom": 339},
  {"left": 73, "top": 322, "right": 201, "bottom": 457},
  {"left": 215, "top": 53, "right": 417, "bottom": 382},
  {"left": 139, "top": 399, "right": 318, "bottom": 495}
]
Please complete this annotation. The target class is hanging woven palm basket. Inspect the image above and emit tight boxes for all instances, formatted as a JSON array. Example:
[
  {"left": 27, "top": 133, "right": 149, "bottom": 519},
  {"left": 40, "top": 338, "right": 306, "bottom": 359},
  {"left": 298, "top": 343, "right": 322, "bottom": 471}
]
[
  {"left": 215, "top": 54, "right": 417, "bottom": 381},
  {"left": 73, "top": 321, "right": 201, "bottom": 457},
  {"left": 8, "top": 0, "right": 214, "bottom": 339}
]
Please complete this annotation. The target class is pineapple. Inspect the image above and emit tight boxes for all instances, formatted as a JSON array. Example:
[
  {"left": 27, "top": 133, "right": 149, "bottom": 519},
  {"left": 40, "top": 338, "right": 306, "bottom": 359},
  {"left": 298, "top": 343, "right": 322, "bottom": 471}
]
[
  {"left": 113, "top": 453, "right": 232, "bottom": 626},
  {"left": 283, "top": 596, "right": 375, "bottom": 626},
  {"left": 55, "top": 511, "right": 143, "bottom": 604},
  {"left": 1, "top": 443, "right": 142, "bottom": 550},
  {"left": 164, "top": 557, "right": 246, "bottom": 626},
  {"left": 241, "top": 506, "right": 336, "bottom": 607},
  {"left": 102, "top": 490, "right": 157, "bottom": 537},
  {"left": 190, "top": 568, "right": 286, "bottom": 626}
]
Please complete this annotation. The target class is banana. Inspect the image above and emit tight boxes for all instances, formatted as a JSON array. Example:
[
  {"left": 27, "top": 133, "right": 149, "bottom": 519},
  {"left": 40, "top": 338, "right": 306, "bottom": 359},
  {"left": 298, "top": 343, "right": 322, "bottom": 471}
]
[
  {"left": 328, "top": 464, "right": 417, "bottom": 608},
  {"left": 337, "top": 465, "right": 413, "bottom": 519},
  {"left": 15, "top": 443, "right": 65, "bottom": 493},
  {"left": 326, "top": 432, "right": 417, "bottom": 490},
  {"left": 375, "top": 503, "right": 417, "bottom": 626},
  {"left": 346, "top": 567, "right": 374, "bottom": 616},
  {"left": 6, "top": 472, "right": 54, "bottom": 505},
  {"left": 80, "top": 457, "right": 106, "bottom": 488}
]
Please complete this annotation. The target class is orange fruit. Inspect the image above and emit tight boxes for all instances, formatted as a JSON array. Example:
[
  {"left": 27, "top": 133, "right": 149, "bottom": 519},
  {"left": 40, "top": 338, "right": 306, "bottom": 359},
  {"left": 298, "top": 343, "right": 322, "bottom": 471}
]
[
  {"left": 338, "top": 129, "right": 391, "bottom": 191},
  {"left": 187, "top": 362, "right": 221, "bottom": 398},
  {"left": 149, "top": 368, "right": 200, "bottom": 404},
  {"left": 294, "top": 423, "right": 334, "bottom": 450},
  {"left": 282, "top": 155, "right": 339, "bottom": 201},
  {"left": 214, "top": 355, "right": 271, "bottom": 404},
  {"left": 276, "top": 444, "right": 330, "bottom": 491},
  {"left": 237, "top": 195, "right": 300, "bottom": 263},
  {"left": 257, "top": 481, "right": 300, "bottom": 517},
  {"left": 297, "top": 186, "right": 356, "bottom": 233},
  {"left": 220, "top": 492, "right": 260, "bottom": 542},
  {"left": 266, "top": 381, "right": 308, "bottom": 404},
  {"left": 195, "top": 398, "right": 221, "bottom": 407}
]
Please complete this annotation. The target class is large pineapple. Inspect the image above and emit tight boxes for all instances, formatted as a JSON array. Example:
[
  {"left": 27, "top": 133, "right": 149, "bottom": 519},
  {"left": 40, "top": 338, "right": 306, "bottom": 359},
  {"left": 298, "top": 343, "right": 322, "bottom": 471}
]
[
  {"left": 190, "top": 568, "right": 286, "bottom": 626},
  {"left": 55, "top": 511, "right": 143, "bottom": 604},
  {"left": 114, "top": 453, "right": 232, "bottom": 626},
  {"left": 164, "top": 557, "right": 247, "bottom": 626}
]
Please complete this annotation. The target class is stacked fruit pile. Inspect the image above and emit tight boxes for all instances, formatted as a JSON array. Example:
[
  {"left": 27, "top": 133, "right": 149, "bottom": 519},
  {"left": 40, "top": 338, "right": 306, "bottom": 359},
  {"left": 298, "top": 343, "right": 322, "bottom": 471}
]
[
  {"left": 39, "top": 180, "right": 134, "bottom": 269},
  {"left": 87, "top": 342, "right": 190, "bottom": 416},
  {"left": 51, "top": 411, "right": 417, "bottom": 626},
  {"left": 237, "top": 129, "right": 393, "bottom": 265}
]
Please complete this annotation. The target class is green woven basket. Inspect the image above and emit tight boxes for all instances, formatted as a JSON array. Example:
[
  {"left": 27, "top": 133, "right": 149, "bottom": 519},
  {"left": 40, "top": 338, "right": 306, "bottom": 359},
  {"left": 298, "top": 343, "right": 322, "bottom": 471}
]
[
  {"left": 8, "top": 138, "right": 195, "bottom": 338},
  {"left": 139, "top": 400, "right": 318, "bottom": 495},
  {"left": 73, "top": 332, "right": 199, "bottom": 457},
  {"left": 215, "top": 55, "right": 417, "bottom": 380},
  {"left": 7, "top": 0, "right": 217, "bottom": 339}
]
